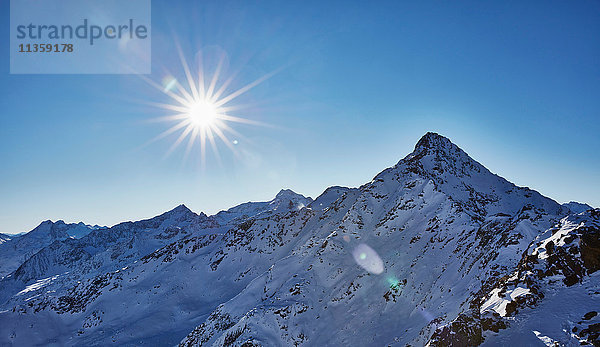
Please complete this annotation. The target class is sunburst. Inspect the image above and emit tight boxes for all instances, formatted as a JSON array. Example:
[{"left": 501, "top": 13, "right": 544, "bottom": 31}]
[{"left": 141, "top": 43, "right": 277, "bottom": 165}]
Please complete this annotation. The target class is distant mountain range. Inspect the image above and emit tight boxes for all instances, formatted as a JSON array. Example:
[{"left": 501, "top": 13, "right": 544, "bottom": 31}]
[
  {"left": 0, "top": 132, "right": 597, "bottom": 346},
  {"left": 0, "top": 221, "right": 105, "bottom": 278}
]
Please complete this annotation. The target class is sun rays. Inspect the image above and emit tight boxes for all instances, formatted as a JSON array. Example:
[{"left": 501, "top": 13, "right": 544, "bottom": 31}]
[{"left": 140, "top": 43, "right": 277, "bottom": 166}]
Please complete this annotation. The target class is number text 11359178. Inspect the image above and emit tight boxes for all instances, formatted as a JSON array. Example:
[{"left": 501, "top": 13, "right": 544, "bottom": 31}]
[{"left": 18, "top": 43, "right": 74, "bottom": 53}]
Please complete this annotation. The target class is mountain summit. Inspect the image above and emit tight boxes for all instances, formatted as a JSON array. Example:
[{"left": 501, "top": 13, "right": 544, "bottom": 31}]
[
  {"left": 414, "top": 131, "right": 454, "bottom": 150},
  {"left": 0, "top": 133, "right": 596, "bottom": 347},
  {"left": 377, "top": 132, "right": 566, "bottom": 218},
  {"left": 270, "top": 189, "right": 313, "bottom": 210}
]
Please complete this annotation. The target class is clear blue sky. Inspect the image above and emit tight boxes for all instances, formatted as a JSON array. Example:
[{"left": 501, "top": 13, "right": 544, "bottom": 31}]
[{"left": 1, "top": 0, "right": 599, "bottom": 234}]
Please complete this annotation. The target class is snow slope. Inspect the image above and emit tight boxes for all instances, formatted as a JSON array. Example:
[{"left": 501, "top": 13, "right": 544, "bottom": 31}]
[
  {"left": 481, "top": 209, "right": 600, "bottom": 346},
  {"left": 0, "top": 233, "right": 11, "bottom": 245}
]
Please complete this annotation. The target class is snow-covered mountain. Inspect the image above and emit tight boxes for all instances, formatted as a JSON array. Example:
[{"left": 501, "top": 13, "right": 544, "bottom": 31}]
[
  {"left": 563, "top": 201, "right": 593, "bottom": 214},
  {"left": 0, "top": 205, "right": 213, "bottom": 300},
  {"left": 0, "top": 220, "right": 104, "bottom": 279},
  {"left": 214, "top": 189, "right": 313, "bottom": 225},
  {"left": 0, "top": 132, "right": 596, "bottom": 346}
]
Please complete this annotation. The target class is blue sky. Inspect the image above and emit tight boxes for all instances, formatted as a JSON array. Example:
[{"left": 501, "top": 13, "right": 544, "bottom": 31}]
[{"left": 1, "top": 0, "right": 599, "bottom": 234}]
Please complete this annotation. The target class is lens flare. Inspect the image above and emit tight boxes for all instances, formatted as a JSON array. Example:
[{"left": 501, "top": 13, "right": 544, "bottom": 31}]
[
  {"left": 162, "top": 76, "right": 177, "bottom": 92},
  {"left": 352, "top": 243, "right": 384, "bottom": 275},
  {"left": 386, "top": 276, "right": 401, "bottom": 289}
]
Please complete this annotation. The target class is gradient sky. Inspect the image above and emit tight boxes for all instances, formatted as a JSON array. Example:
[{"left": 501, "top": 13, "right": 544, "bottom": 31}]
[{"left": 1, "top": 0, "right": 599, "bottom": 234}]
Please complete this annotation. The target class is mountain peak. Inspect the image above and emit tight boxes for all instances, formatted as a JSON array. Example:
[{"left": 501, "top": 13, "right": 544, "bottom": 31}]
[
  {"left": 271, "top": 189, "right": 313, "bottom": 210},
  {"left": 148, "top": 204, "right": 198, "bottom": 222},
  {"left": 27, "top": 220, "right": 70, "bottom": 240},
  {"left": 166, "top": 204, "right": 193, "bottom": 215},
  {"left": 374, "top": 132, "right": 564, "bottom": 217},
  {"left": 273, "top": 189, "right": 313, "bottom": 204},
  {"left": 563, "top": 201, "right": 593, "bottom": 214},
  {"left": 275, "top": 189, "right": 300, "bottom": 199},
  {"left": 415, "top": 132, "right": 451, "bottom": 148},
  {"left": 175, "top": 203, "right": 189, "bottom": 210},
  {"left": 402, "top": 132, "right": 475, "bottom": 173}
]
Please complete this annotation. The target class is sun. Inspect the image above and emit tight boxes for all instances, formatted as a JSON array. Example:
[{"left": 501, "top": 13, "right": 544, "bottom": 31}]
[
  {"left": 187, "top": 100, "right": 218, "bottom": 128},
  {"left": 139, "top": 43, "right": 279, "bottom": 165}
]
